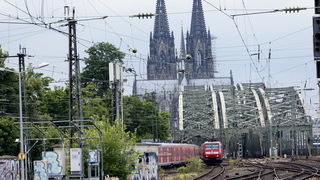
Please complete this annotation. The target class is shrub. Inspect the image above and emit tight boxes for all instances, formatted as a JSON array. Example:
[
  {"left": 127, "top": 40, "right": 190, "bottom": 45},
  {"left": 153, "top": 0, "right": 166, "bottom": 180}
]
[
  {"left": 177, "top": 166, "right": 187, "bottom": 174},
  {"left": 186, "top": 157, "right": 203, "bottom": 173}
]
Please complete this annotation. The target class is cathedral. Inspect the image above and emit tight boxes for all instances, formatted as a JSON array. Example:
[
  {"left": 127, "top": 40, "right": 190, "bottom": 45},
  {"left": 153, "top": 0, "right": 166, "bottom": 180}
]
[
  {"left": 147, "top": 0, "right": 216, "bottom": 82},
  {"left": 135, "top": 0, "right": 231, "bottom": 130}
]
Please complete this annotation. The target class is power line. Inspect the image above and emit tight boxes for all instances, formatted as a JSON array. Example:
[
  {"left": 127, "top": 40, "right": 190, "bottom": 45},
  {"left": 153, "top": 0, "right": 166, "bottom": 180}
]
[{"left": 231, "top": 7, "right": 309, "bottom": 17}]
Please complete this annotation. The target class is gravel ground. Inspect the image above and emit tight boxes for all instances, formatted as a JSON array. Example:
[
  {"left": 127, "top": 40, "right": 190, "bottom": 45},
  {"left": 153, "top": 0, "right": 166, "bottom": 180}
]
[{"left": 161, "top": 156, "right": 320, "bottom": 180}]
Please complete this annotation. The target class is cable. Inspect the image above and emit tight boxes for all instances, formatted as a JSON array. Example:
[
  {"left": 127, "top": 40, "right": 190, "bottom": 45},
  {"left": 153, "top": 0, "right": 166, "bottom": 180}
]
[
  {"left": 203, "top": 0, "right": 232, "bottom": 18},
  {"left": 202, "top": 0, "right": 264, "bottom": 80},
  {"left": 250, "top": 59, "right": 314, "bottom": 83},
  {"left": 3, "top": 0, "right": 46, "bottom": 25},
  {"left": 96, "top": 0, "right": 149, "bottom": 36},
  {"left": 268, "top": 26, "right": 312, "bottom": 44},
  {"left": 24, "top": 0, "right": 35, "bottom": 24}
]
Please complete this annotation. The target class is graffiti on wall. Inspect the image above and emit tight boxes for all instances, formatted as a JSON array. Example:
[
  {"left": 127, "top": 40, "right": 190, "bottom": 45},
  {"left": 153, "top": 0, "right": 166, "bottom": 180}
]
[
  {"left": 34, "top": 161, "right": 48, "bottom": 180},
  {"left": 88, "top": 150, "right": 98, "bottom": 164},
  {"left": 0, "top": 157, "right": 19, "bottom": 180},
  {"left": 130, "top": 152, "right": 158, "bottom": 180},
  {"left": 42, "top": 151, "right": 63, "bottom": 177}
]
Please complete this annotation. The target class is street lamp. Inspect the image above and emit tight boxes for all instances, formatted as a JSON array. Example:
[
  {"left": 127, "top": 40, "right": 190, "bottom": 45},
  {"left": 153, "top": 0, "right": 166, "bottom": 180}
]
[{"left": 0, "top": 62, "right": 49, "bottom": 180}]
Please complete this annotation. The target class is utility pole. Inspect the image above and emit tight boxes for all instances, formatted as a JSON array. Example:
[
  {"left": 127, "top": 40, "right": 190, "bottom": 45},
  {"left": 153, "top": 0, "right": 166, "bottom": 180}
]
[
  {"left": 65, "top": 7, "right": 84, "bottom": 179},
  {"left": 1, "top": 47, "right": 28, "bottom": 179},
  {"left": 16, "top": 48, "right": 27, "bottom": 180},
  {"left": 314, "top": 0, "right": 320, "bottom": 158},
  {"left": 65, "top": 7, "right": 83, "bottom": 148},
  {"left": 17, "top": 47, "right": 29, "bottom": 180},
  {"left": 15, "top": 47, "right": 27, "bottom": 110},
  {"left": 42, "top": 8, "right": 108, "bottom": 179},
  {"left": 314, "top": 0, "right": 320, "bottom": 140},
  {"left": 109, "top": 61, "right": 122, "bottom": 122}
]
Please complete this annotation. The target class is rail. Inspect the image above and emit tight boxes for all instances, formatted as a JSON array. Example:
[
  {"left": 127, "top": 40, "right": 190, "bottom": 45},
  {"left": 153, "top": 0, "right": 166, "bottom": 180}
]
[{"left": 192, "top": 165, "right": 225, "bottom": 180}]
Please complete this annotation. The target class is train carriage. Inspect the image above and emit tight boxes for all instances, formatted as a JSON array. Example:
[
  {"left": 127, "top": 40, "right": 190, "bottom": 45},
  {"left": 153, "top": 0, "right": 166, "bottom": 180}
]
[
  {"left": 158, "top": 143, "right": 199, "bottom": 166},
  {"left": 134, "top": 143, "right": 199, "bottom": 167}
]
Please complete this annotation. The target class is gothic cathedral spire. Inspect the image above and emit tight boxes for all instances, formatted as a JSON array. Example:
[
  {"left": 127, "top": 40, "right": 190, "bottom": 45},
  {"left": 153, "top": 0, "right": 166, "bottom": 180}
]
[
  {"left": 186, "top": 0, "right": 215, "bottom": 79},
  {"left": 180, "top": 27, "right": 186, "bottom": 59},
  {"left": 190, "top": 0, "right": 207, "bottom": 38},
  {"left": 147, "top": 0, "right": 176, "bottom": 80},
  {"left": 153, "top": 0, "right": 170, "bottom": 38}
]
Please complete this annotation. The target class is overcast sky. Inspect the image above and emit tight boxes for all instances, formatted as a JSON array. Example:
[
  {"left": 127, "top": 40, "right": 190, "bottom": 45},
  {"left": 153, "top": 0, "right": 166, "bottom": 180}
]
[{"left": 0, "top": 0, "right": 318, "bottom": 117}]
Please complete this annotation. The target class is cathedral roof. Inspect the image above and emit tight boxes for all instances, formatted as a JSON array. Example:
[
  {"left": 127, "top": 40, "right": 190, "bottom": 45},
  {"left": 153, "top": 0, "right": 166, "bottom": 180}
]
[
  {"left": 190, "top": 0, "right": 207, "bottom": 37},
  {"left": 153, "top": 0, "right": 171, "bottom": 38}
]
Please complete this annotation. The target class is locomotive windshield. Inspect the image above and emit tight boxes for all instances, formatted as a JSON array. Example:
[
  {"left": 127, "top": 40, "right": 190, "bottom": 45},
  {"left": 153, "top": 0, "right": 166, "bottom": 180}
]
[{"left": 205, "top": 143, "right": 219, "bottom": 150}]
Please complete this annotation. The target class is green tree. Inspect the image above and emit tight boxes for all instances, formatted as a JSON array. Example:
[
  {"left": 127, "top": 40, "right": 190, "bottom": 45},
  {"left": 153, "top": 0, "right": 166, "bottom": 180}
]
[
  {"left": 82, "top": 42, "right": 125, "bottom": 96},
  {"left": 123, "top": 95, "right": 170, "bottom": 141},
  {"left": 82, "top": 82, "right": 112, "bottom": 119},
  {"left": 39, "top": 86, "right": 69, "bottom": 120},
  {"left": 25, "top": 67, "right": 54, "bottom": 120},
  {"left": 0, "top": 63, "right": 52, "bottom": 120},
  {"left": 0, "top": 47, "right": 17, "bottom": 116},
  {"left": 0, "top": 117, "right": 19, "bottom": 155},
  {"left": 85, "top": 116, "right": 138, "bottom": 180},
  {"left": 0, "top": 45, "right": 8, "bottom": 67},
  {"left": 0, "top": 68, "right": 18, "bottom": 116}
]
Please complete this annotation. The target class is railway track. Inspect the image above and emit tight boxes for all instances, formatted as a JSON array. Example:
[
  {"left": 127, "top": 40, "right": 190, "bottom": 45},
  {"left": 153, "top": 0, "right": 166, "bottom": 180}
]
[
  {"left": 225, "top": 163, "right": 274, "bottom": 180},
  {"left": 192, "top": 165, "right": 225, "bottom": 180},
  {"left": 273, "top": 161, "right": 320, "bottom": 179},
  {"left": 161, "top": 158, "right": 320, "bottom": 179},
  {"left": 221, "top": 160, "right": 320, "bottom": 180}
]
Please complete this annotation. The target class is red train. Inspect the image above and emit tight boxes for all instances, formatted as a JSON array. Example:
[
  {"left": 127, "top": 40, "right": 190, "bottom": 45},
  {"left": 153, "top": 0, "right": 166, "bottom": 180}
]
[
  {"left": 134, "top": 141, "right": 223, "bottom": 167},
  {"left": 200, "top": 141, "right": 223, "bottom": 165},
  {"left": 135, "top": 143, "right": 199, "bottom": 166}
]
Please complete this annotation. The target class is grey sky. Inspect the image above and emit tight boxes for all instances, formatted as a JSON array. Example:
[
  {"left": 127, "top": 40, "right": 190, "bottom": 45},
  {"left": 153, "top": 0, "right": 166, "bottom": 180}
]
[{"left": 0, "top": 0, "right": 317, "bottom": 116}]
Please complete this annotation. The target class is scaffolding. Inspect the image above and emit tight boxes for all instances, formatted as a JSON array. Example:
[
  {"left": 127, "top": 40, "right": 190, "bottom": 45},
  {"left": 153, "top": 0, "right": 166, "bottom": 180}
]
[{"left": 13, "top": 119, "right": 103, "bottom": 179}]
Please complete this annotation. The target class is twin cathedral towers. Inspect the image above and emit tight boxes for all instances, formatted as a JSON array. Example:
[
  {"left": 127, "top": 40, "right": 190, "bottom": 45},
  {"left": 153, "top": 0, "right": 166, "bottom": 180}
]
[
  {"left": 136, "top": 0, "right": 230, "bottom": 130},
  {"left": 147, "top": 0, "right": 216, "bottom": 82}
]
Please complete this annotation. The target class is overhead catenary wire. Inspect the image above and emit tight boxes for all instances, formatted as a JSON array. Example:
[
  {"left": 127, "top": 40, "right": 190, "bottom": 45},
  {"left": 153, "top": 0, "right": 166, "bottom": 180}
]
[
  {"left": 203, "top": 0, "right": 315, "bottom": 88},
  {"left": 0, "top": 0, "right": 316, "bottom": 94},
  {"left": 203, "top": 0, "right": 264, "bottom": 81},
  {"left": 230, "top": 7, "right": 309, "bottom": 17}
]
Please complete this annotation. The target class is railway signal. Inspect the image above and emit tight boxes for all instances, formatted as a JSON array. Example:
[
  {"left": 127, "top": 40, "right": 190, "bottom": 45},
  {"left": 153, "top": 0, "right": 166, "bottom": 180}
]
[
  {"left": 316, "top": 0, "right": 320, "bottom": 14},
  {"left": 313, "top": 16, "right": 320, "bottom": 59}
]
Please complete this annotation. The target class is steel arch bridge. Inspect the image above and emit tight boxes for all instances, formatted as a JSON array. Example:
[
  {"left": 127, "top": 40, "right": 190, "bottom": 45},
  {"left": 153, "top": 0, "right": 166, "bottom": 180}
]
[{"left": 178, "top": 83, "right": 313, "bottom": 157}]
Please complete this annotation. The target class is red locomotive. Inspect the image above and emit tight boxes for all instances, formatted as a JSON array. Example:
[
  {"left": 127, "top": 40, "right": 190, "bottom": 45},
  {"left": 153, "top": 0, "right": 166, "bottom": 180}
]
[{"left": 200, "top": 141, "right": 223, "bottom": 165}]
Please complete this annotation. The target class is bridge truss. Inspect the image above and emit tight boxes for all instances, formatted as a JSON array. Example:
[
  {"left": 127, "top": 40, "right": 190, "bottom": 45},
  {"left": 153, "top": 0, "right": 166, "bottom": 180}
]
[{"left": 179, "top": 83, "right": 313, "bottom": 157}]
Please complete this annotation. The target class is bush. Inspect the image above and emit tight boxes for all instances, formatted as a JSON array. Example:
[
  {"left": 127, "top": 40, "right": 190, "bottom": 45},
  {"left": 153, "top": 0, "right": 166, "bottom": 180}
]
[
  {"left": 186, "top": 157, "right": 203, "bottom": 173},
  {"left": 177, "top": 166, "right": 187, "bottom": 174},
  {"left": 228, "top": 158, "right": 238, "bottom": 166}
]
